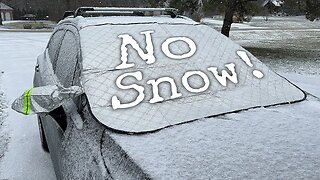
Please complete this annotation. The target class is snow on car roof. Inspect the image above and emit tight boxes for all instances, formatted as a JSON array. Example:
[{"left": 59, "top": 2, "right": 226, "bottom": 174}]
[
  {"left": 74, "top": 16, "right": 198, "bottom": 29},
  {"left": 79, "top": 21, "right": 305, "bottom": 133}
]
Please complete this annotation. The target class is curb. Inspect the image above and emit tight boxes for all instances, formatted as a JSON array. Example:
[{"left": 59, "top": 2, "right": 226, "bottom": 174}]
[{"left": 0, "top": 29, "right": 53, "bottom": 32}]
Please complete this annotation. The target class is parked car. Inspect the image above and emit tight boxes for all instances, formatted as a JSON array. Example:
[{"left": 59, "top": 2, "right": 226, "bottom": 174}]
[{"left": 12, "top": 7, "right": 319, "bottom": 180}]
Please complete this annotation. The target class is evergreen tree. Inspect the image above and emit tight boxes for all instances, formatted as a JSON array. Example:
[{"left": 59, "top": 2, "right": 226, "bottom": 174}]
[{"left": 306, "top": 0, "right": 320, "bottom": 21}]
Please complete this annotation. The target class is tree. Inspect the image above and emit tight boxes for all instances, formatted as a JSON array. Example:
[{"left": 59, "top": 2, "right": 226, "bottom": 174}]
[
  {"left": 46, "top": 0, "right": 147, "bottom": 21},
  {"left": 306, "top": 0, "right": 320, "bottom": 21},
  {"left": 221, "top": 0, "right": 237, "bottom": 37},
  {"left": 0, "top": 1, "right": 3, "bottom": 25},
  {"left": 168, "top": 0, "right": 204, "bottom": 21},
  {"left": 145, "top": 0, "right": 167, "bottom": 7},
  {"left": 221, "top": 0, "right": 258, "bottom": 37},
  {"left": 202, "top": 0, "right": 227, "bottom": 16},
  {"left": 282, "top": 0, "right": 305, "bottom": 16}
]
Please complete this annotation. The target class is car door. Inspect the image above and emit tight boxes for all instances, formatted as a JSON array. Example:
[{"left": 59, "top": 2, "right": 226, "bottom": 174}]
[
  {"left": 34, "top": 28, "right": 65, "bottom": 87},
  {"left": 40, "top": 24, "right": 81, "bottom": 179}
]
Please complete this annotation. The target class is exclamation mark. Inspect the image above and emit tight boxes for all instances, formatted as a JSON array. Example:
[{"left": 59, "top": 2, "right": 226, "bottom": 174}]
[{"left": 237, "top": 51, "right": 264, "bottom": 79}]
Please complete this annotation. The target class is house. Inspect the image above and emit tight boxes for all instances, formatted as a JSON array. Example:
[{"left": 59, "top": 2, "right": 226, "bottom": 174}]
[
  {"left": 257, "top": 0, "right": 284, "bottom": 7},
  {"left": 0, "top": 2, "right": 14, "bottom": 21}
]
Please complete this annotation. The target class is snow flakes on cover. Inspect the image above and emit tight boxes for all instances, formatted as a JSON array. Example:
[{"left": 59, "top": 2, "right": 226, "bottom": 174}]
[{"left": 79, "top": 23, "right": 305, "bottom": 133}]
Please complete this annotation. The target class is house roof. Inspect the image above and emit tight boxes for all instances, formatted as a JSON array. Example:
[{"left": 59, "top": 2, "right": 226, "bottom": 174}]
[
  {"left": 0, "top": 2, "right": 13, "bottom": 11},
  {"left": 257, "top": 0, "right": 284, "bottom": 7}
]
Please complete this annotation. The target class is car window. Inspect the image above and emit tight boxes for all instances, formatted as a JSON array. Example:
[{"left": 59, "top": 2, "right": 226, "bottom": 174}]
[
  {"left": 47, "top": 30, "right": 65, "bottom": 67},
  {"left": 55, "top": 30, "right": 79, "bottom": 87}
]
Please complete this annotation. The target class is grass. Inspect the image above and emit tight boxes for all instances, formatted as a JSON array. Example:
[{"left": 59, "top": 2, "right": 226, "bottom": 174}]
[
  {"left": 245, "top": 47, "right": 320, "bottom": 60},
  {"left": 244, "top": 46, "right": 320, "bottom": 75},
  {"left": 1, "top": 21, "right": 55, "bottom": 30}
]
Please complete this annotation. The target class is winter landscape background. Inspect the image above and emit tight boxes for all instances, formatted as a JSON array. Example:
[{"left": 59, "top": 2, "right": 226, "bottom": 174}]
[{"left": 0, "top": 5, "right": 319, "bottom": 179}]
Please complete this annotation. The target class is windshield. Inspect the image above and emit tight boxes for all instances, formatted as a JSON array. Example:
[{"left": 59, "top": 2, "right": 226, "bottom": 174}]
[{"left": 79, "top": 22, "right": 305, "bottom": 133}]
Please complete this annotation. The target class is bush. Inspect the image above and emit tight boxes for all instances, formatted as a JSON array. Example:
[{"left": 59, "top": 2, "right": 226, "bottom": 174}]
[
  {"left": 34, "top": 22, "right": 45, "bottom": 29},
  {"left": 306, "top": 0, "right": 320, "bottom": 21},
  {"left": 23, "top": 24, "right": 32, "bottom": 29}
]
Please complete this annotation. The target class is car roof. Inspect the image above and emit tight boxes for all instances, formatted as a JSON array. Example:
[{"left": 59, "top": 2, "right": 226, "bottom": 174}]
[
  {"left": 57, "top": 7, "right": 197, "bottom": 29},
  {"left": 59, "top": 15, "right": 198, "bottom": 30}
]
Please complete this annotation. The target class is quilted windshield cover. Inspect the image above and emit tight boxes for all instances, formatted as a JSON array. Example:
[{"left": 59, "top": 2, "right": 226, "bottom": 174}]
[{"left": 79, "top": 23, "right": 305, "bottom": 133}]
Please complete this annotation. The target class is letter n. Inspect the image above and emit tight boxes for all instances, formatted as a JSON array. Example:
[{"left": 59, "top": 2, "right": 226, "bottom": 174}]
[{"left": 116, "top": 30, "right": 155, "bottom": 69}]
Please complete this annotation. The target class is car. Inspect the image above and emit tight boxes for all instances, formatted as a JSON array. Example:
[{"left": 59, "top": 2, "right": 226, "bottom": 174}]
[{"left": 11, "top": 7, "right": 319, "bottom": 180}]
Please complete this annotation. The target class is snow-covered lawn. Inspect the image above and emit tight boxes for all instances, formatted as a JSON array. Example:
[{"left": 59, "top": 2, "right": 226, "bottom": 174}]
[
  {"left": 0, "top": 16, "right": 319, "bottom": 179},
  {"left": 0, "top": 20, "right": 56, "bottom": 30},
  {"left": 0, "top": 75, "right": 8, "bottom": 164},
  {"left": 203, "top": 15, "right": 320, "bottom": 31},
  {"left": 202, "top": 18, "right": 263, "bottom": 30},
  {"left": 248, "top": 16, "right": 320, "bottom": 29}
]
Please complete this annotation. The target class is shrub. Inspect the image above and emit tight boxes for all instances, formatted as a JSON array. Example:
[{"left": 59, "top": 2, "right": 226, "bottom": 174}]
[{"left": 23, "top": 23, "right": 32, "bottom": 29}]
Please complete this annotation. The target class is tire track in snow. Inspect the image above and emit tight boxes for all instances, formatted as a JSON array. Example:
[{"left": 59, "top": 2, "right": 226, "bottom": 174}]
[{"left": 0, "top": 73, "right": 9, "bottom": 162}]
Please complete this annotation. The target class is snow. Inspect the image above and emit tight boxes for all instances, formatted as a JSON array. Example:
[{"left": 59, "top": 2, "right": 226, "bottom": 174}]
[
  {"left": 203, "top": 16, "right": 320, "bottom": 31},
  {"left": 105, "top": 16, "right": 320, "bottom": 179},
  {"left": 202, "top": 18, "right": 262, "bottom": 30},
  {"left": 0, "top": 15, "right": 319, "bottom": 179},
  {"left": 106, "top": 51, "right": 320, "bottom": 179},
  {"left": 282, "top": 73, "right": 320, "bottom": 98},
  {"left": 248, "top": 16, "right": 320, "bottom": 29},
  {"left": 1, "top": 21, "right": 28, "bottom": 25},
  {"left": 0, "top": 32, "right": 56, "bottom": 179},
  {"left": 0, "top": 73, "right": 9, "bottom": 165},
  {"left": 109, "top": 96, "right": 320, "bottom": 179},
  {"left": 80, "top": 22, "right": 305, "bottom": 133}
]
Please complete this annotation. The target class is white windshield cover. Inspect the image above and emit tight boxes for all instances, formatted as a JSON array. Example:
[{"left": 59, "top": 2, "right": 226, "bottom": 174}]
[{"left": 80, "top": 23, "right": 305, "bottom": 133}]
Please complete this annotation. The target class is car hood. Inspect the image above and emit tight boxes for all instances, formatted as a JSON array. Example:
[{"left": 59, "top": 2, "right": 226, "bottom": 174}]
[{"left": 101, "top": 95, "right": 320, "bottom": 179}]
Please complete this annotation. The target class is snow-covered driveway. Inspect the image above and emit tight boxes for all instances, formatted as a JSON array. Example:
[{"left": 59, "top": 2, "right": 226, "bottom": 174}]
[{"left": 0, "top": 32, "right": 56, "bottom": 179}]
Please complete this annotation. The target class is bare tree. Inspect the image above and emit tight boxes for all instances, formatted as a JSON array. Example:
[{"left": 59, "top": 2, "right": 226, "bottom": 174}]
[
  {"left": 221, "top": 0, "right": 237, "bottom": 37},
  {"left": 221, "top": 0, "right": 257, "bottom": 37}
]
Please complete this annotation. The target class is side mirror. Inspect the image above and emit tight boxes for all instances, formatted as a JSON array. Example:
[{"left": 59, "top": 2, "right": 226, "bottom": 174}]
[{"left": 11, "top": 85, "right": 84, "bottom": 115}]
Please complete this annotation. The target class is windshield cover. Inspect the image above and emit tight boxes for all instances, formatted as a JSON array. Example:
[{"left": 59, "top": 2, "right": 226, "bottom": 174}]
[{"left": 80, "top": 23, "right": 305, "bottom": 133}]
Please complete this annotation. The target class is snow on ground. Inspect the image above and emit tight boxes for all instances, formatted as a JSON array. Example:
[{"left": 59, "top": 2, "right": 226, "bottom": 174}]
[
  {"left": 201, "top": 18, "right": 263, "bottom": 30},
  {"left": 0, "top": 32, "right": 56, "bottom": 179},
  {"left": 203, "top": 15, "right": 320, "bottom": 31},
  {"left": 0, "top": 20, "right": 56, "bottom": 29},
  {"left": 0, "top": 73, "right": 9, "bottom": 164},
  {"left": 231, "top": 28, "right": 320, "bottom": 98},
  {"left": 248, "top": 16, "right": 320, "bottom": 29},
  {"left": 1, "top": 21, "right": 28, "bottom": 25}
]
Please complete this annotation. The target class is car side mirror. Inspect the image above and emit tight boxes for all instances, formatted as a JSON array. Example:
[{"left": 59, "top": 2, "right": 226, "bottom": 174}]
[{"left": 11, "top": 85, "right": 84, "bottom": 115}]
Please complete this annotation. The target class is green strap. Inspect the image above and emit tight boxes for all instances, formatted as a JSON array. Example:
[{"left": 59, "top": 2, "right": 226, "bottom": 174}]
[{"left": 23, "top": 88, "right": 33, "bottom": 115}]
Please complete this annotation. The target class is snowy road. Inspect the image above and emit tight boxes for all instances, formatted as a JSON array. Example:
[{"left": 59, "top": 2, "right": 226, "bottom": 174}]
[
  {"left": 0, "top": 21, "right": 319, "bottom": 179},
  {"left": 0, "top": 32, "right": 56, "bottom": 179}
]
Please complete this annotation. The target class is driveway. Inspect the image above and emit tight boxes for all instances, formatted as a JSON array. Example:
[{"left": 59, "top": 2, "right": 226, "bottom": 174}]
[{"left": 0, "top": 32, "right": 56, "bottom": 179}]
